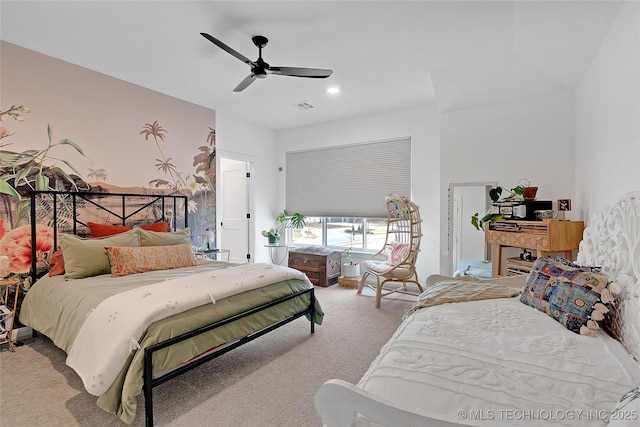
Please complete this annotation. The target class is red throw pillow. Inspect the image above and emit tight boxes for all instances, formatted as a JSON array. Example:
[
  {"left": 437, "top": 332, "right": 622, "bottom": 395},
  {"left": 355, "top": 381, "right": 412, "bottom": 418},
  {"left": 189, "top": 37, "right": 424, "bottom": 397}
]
[
  {"left": 48, "top": 249, "right": 65, "bottom": 276},
  {"left": 140, "top": 221, "right": 169, "bottom": 232},
  {"left": 87, "top": 222, "right": 132, "bottom": 238},
  {"left": 88, "top": 221, "right": 168, "bottom": 237}
]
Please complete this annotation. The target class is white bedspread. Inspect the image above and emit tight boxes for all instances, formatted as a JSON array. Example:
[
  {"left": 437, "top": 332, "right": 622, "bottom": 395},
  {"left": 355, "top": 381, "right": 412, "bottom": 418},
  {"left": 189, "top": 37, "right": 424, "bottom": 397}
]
[
  {"left": 357, "top": 297, "right": 640, "bottom": 426},
  {"left": 66, "top": 263, "right": 311, "bottom": 396}
]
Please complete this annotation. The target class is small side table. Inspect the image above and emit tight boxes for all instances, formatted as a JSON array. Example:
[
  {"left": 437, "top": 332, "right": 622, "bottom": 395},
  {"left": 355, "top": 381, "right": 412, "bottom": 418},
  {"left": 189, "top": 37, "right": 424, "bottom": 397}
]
[
  {"left": 0, "top": 277, "right": 21, "bottom": 352},
  {"left": 197, "top": 249, "right": 230, "bottom": 262}
]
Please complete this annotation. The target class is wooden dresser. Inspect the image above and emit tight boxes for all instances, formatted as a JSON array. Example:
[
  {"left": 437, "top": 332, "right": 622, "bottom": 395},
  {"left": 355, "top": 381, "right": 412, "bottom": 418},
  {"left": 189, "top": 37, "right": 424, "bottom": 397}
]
[
  {"left": 288, "top": 246, "right": 341, "bottom": 287},
  {"left": 486, "top": 220, "right": 584, "bottom": 277}
]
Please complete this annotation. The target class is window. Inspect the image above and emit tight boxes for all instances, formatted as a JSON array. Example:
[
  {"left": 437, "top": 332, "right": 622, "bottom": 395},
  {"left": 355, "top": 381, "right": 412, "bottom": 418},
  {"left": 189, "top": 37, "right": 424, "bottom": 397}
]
[
  {"left": 285, "top": 137, "right": 411, "bottom": 218},
  {"left": 291, "top": 216, "right": 387, "bottom": 252}
]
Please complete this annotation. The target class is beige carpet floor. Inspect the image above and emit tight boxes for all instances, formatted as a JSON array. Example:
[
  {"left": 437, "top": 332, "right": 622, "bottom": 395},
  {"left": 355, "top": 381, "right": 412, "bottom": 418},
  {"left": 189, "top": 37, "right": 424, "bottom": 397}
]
[{"left": 0, "top": 285, "right": 416, "bottom": 427}]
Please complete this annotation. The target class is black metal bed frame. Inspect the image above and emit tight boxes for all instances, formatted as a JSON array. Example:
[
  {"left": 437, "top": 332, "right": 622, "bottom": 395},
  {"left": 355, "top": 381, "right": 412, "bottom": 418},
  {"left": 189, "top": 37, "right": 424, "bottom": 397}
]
[{"left": 27, "top": 190, "right": 317, "bottom": 426}]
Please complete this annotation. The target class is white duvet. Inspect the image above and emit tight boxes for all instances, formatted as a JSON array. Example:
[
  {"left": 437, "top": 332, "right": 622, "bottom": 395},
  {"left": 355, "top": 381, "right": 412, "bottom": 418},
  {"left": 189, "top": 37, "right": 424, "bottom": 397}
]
[
  {"left": 66, "top": 263, "right": 311, "bottom": 396},
  {"left": 357, "top": 297, "right": 640, "bottom": 426}
]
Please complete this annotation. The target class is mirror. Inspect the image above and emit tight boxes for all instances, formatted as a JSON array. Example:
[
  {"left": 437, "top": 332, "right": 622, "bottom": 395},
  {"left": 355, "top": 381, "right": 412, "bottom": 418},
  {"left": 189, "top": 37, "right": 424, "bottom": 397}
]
[{"left": 447, "top": 182, "right": 496, "bottom": 276}]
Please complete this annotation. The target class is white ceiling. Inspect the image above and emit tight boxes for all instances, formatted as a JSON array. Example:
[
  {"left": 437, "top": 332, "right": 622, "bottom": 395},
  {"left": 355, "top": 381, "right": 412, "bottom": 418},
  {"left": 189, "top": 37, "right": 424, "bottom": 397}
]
[{"left": 0, "top": 1, "right": 625, "bottom": 130}]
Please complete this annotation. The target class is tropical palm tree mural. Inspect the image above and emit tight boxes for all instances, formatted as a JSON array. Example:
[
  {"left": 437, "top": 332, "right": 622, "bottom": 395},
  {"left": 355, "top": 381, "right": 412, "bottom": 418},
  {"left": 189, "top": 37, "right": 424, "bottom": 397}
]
[
  {"left": 87, "top": 168, "right": 108, "bottom": 182},
  {"left": 140, "top": 120, "right": 216, "bottom": 239}
]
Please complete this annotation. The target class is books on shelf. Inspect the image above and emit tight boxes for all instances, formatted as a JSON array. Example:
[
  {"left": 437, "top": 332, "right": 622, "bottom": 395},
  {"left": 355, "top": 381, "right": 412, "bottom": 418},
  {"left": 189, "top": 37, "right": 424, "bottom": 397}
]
[{"left": 506, "top": 256, "right": 536, "bottom": 275}]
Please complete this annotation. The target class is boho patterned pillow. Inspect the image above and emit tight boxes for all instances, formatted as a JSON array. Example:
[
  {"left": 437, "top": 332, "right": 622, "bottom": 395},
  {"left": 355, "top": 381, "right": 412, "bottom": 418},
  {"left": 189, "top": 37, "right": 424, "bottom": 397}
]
[
  {"left": 105, "top": 243, "right": 199, "bottom": 277},
  {"left": 520, "top": 257, "right": 616, "bottom": 336}
]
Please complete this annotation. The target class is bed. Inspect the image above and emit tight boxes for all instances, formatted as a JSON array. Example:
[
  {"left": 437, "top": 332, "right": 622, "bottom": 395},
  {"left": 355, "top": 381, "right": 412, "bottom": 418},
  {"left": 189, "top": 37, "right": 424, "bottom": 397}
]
[
  {"left": 315, "top": 191, "right": 640, "bottom": 427},
  {"left": 18, "top": 190, "right": 323, "bottom": 426}
]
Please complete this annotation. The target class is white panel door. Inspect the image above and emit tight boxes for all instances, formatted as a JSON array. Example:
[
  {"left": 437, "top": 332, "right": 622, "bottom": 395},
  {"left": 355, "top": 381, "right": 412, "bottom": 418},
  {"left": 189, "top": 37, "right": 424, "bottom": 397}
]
[{"left": 220, "top": 158, "right": 251, "bottom": 263}]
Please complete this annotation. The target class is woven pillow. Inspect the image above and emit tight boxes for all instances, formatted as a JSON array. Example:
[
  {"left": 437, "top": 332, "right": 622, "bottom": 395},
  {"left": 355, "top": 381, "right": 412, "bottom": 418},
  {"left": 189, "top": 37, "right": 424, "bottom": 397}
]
[
  {"left": 520, "top": 257, "right": 617, "bottom": 336},
  {"left": 106, "top": 243, "right": 199, "bottom": 277}
]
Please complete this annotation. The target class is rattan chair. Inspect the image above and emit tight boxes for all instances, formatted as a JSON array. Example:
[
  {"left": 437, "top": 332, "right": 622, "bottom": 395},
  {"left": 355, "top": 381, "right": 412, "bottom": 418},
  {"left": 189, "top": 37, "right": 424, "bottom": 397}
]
[{"left": 358, "top": 194, "right": 424, "bottom": 307}]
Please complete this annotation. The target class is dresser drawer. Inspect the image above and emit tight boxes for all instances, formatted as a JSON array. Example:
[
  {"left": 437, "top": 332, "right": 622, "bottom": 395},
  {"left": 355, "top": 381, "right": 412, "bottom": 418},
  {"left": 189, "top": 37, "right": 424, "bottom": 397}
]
[{"left": 487, "top": 231, "right": 550, "bottom": 251}]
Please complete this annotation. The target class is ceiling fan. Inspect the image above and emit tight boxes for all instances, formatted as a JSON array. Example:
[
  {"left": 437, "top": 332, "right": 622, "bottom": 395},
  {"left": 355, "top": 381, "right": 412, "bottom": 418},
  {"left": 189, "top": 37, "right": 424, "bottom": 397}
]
[{"left": 200, "top": 33, "right": 333, "bottom": 92}]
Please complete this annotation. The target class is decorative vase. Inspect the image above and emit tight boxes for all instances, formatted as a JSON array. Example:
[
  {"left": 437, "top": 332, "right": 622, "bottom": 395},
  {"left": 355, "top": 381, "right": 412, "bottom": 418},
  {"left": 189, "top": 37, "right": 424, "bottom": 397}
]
[{"left": 268, "top": 235, "right": 280, "bottom": 245}]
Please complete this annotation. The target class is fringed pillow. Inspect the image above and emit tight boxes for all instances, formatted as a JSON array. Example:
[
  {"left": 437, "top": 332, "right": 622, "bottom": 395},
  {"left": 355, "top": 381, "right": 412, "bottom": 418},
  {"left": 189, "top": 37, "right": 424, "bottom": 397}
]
[{"left": 520, "top": 257, "right": 619, "bottom": 336}]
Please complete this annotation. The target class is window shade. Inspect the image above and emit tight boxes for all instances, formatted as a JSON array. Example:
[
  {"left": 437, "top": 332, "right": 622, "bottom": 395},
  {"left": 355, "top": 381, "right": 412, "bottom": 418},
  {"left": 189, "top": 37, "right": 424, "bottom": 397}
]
[{"left": 286, "top": 137, "right": 411, "bottom": 217}]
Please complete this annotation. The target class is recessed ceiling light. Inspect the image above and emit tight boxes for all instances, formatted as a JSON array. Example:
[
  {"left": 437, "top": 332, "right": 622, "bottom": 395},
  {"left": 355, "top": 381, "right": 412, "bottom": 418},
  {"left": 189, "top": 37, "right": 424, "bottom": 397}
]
[{"left": 327, "top": 87, "right": 340, "bottom": 94}]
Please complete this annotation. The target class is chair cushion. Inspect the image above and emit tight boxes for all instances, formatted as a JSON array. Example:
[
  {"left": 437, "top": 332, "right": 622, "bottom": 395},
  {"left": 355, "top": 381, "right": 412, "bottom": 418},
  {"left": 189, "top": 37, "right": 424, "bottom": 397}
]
[{"left": 363, "top": 259, "right": 412, "bottom": 278}]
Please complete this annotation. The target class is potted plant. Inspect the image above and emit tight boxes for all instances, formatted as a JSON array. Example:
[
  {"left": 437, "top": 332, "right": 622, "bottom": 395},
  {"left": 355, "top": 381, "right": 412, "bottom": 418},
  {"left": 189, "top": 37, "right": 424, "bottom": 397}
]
[
  {"left": 471, "top": 179, "right": 536, "bottom": 230},
  {"left": 262, "top": 211, "right": 305, "bottom": 245},
  {"left": 342, "top": 247, "right": 360, "bottom": 278}
]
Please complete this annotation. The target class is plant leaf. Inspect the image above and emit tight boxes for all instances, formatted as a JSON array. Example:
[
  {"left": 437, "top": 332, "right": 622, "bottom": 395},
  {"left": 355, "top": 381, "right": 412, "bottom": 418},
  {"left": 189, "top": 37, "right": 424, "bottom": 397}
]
[
  {"left": 14, "top": 166, "right": 34, "bottom": 186},
  {"left": 55, "top": 138, "right": 86, "bottom": 156},
  {"left": 36, "top": 174, "right": 49, "bottom": 190},
  {"left": 489, "top": 187, "right": 502, "bottom": 202},
  {"left": 0, "top": 179, "right": 21, "bottom": 199},
  {"left": 56, "top": 167, "right": 80, "bottom": 190}
]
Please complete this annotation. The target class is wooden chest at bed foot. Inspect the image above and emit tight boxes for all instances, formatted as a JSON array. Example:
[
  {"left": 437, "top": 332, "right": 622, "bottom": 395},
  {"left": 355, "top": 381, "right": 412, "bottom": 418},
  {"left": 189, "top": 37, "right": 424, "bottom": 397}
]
[{"left": 288, "top": 246, "right": 341, "bottom": 287}]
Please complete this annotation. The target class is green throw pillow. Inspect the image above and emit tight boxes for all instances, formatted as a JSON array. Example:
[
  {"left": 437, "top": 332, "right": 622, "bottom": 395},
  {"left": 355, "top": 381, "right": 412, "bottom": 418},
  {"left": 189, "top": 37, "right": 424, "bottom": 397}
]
[
  {"left": 60, "top": 229, "right": 140, "bottom": 279},
  {"left": 138, "top": 227, "right": 191, "bottom": 246}
]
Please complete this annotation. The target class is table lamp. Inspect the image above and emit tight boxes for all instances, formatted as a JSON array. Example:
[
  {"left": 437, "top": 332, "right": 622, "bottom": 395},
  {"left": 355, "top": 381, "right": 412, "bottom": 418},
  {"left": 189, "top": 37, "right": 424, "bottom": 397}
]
[{"left": 201, "top": 228, "right": 215, "bottom": 250}]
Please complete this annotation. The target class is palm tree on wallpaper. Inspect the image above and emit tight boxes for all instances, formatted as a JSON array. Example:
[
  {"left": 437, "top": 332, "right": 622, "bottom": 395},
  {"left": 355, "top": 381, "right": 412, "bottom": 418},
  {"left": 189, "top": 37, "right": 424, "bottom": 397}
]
[
  {"left": 87, "top": 168, "right": 108, "bottom": 182},
  {"left": 140, "top": 120, "right": 188, "bottom": 190}
]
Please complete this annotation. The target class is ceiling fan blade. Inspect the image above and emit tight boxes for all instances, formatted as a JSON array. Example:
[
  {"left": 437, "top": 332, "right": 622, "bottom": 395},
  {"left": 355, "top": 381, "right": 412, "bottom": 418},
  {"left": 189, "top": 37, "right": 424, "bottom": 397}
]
[
  {"left": 200, "top": 33, "right": 255, "bottom": 66},
  {"left": 233, "top": 74, "right": 257, "bottom": 92},
  {"left": 269, "top": 66, "right": 333, "bottom": 78}
]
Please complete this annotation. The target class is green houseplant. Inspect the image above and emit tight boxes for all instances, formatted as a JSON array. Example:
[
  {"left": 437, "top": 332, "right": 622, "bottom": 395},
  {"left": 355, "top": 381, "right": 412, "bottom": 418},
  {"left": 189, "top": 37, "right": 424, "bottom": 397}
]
[
  {"left": 471, "top": 179, "right": 536, "bottom": 230},
  {"left": 342, "top": 247, "right": 360, "bottom": 278},
  {"left": 262, "top": 211, "right": 305, "bottom": 244}
]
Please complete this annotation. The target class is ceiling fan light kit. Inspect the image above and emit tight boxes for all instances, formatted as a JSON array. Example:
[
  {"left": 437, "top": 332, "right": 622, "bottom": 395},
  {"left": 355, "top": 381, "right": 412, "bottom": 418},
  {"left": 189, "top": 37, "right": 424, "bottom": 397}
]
[{"left": 201, "top": 33, "right": 333, "bottom": 92}]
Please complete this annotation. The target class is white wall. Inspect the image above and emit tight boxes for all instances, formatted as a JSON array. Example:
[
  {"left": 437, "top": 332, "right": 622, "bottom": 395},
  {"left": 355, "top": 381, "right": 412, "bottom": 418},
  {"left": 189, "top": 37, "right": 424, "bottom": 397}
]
[
  {"left": 576, "top": 0, "right": 640, "bottom": 220},
  {"left": 215, "top": 113, "right": 278, "bottom": 263},
  {"left": 440, "top": 92, "right": 576, "bottom": 272},
  {"left": 276, "top": 104, "right": 441, "bottom": 281}
]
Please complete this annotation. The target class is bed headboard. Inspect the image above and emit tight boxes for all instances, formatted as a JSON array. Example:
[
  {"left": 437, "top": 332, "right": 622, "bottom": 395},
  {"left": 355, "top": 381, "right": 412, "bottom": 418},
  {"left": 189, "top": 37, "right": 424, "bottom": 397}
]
[
  {"left": 577, "top": 191, "right": 640, "bottom": 360},
  {"left": 28, "top": 190, "right": 190, "bottom": 284}
]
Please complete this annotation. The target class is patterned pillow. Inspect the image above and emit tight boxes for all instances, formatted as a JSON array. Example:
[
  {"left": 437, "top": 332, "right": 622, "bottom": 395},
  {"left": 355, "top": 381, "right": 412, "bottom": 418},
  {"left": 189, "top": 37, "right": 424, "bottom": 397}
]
[
  {"left": 389, "top": 242, "right": 409, "bottom": 265},
  {"left": 553, "top": 255, "right": 602, "bottom": 273},
  {"left": 520, "top": 257, "right": 616, "bottom": 336},
  {"left": 105, "top": 243, "right": 199, "bottom": 277}
]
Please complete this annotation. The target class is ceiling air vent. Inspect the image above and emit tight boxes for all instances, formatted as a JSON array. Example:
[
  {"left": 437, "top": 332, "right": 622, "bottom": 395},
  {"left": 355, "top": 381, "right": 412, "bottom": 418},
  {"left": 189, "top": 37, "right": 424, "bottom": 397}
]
[{"left": 292, "top": 102, "right": 314, "bottom": 110}]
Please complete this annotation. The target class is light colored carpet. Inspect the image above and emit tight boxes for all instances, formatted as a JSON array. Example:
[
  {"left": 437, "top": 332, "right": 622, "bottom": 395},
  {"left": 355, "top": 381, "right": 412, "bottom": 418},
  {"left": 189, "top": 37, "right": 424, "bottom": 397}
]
[{"left": 0, "top": 285, "right": 415, "bottom": 427}]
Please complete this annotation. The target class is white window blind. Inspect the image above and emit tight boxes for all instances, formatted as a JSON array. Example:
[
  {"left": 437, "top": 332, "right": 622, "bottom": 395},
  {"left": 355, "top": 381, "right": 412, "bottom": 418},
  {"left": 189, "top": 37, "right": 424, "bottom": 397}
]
[{"left": 286, "top": 137, "right": 411, "bottom": 217}]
